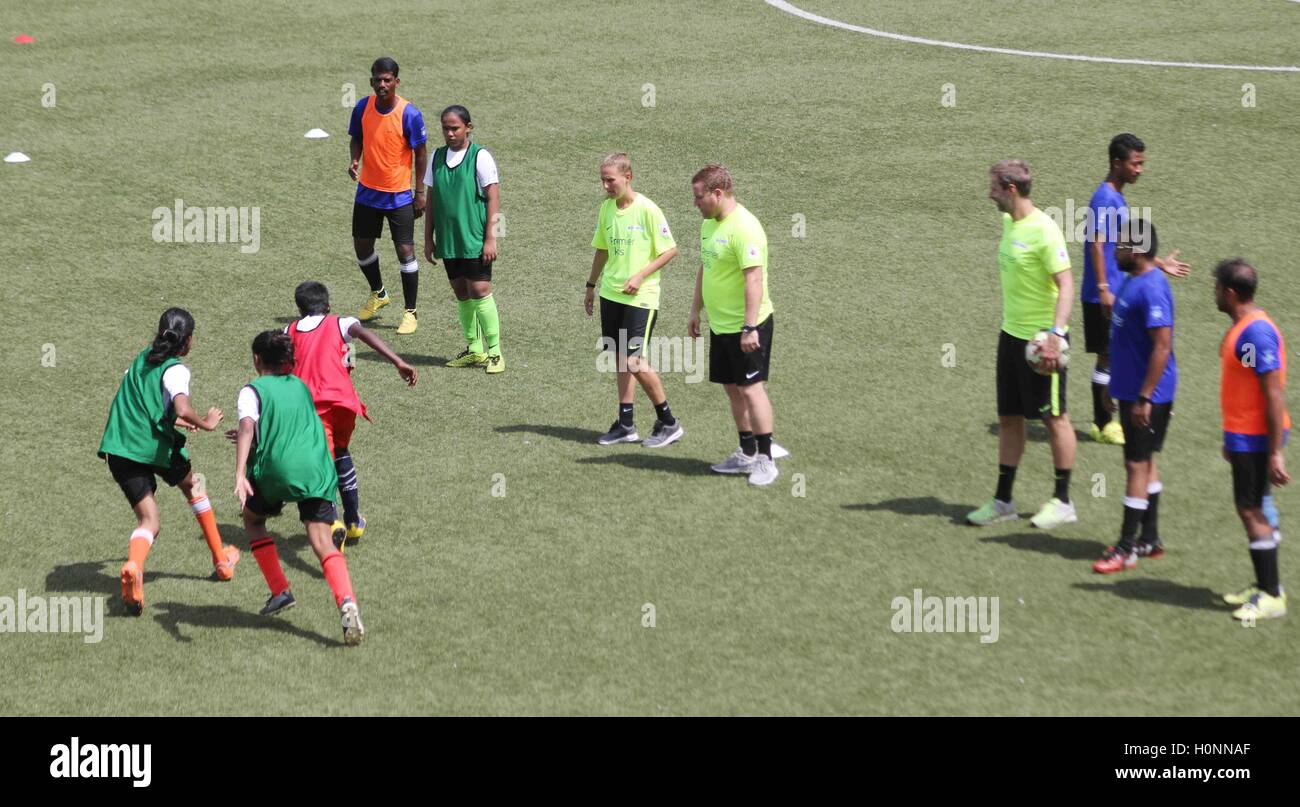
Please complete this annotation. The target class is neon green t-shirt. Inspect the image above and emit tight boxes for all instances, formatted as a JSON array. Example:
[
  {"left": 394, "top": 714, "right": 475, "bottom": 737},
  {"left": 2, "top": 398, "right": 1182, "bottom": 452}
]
[
  {"left": 700, "top": 204, "right": 774, "bottom": 334},
  {"left": 999, "top": 208, "right": 1071, "bottom": 340},
  {"left": 591, "top": 193, "right": 675, "bottom": 309}
]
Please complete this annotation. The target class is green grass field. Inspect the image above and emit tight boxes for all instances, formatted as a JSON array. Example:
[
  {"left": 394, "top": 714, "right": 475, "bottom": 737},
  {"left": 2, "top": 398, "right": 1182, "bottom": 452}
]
[{"left": 2, "top": 0, "right": 1299, "bottom": 715}]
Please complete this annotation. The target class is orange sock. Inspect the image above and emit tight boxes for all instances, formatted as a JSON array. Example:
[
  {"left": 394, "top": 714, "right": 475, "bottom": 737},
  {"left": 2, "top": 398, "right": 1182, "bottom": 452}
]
[
  {"left": 250, "top": 537, "right": 290, "bottom": 596},
  {"left": 320, "top": 551, "right": 354, "bottom": 607},
  {"left": 127, "top": 527, "right": 154, "bottom": 569},
  {"left": 189, "top": 495, "right": 224, "bottom": 563}
]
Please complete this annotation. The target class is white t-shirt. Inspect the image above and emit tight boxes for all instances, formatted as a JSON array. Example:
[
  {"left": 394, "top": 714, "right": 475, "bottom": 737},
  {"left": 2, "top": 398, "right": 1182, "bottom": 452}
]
[
  {"left": 161, "top": 364, "right": 191, "bottom": 412},
  {"left": 284, "top": 314, "right": 359, "bottom": 342},
  {"left": 423, "top": 146, "right": 499, "bottom": 191},
  {"left": 237, "top": 385, "right": 260, "bottom": 423}
]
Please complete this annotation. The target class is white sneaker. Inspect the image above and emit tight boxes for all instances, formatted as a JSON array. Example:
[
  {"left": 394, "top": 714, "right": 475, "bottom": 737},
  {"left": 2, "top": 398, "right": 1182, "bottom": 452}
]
[
  {"left": 341, "top": 599, "right": 365, "bottom": 647},
  {"left": 748, "top": 455, "right": 779, "bottom": 486},
  {"left": 711, "top": 448, "right": 757, "bottom": 474},
  {"left": 1029, "top": 498, "right": 1078, "bottom": 530}
]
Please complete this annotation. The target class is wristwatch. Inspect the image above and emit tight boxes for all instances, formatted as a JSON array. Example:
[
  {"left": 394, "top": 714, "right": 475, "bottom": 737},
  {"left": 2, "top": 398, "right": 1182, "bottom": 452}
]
[
  {"left": 741, "top": 324, "right": 758, "bottom": 334},
  {"left": 1138, "top": 395, "right": 1152, "bottom": 405},
  {"left": 1050, "top": 326, "right": 1068, "bottom": 339}
]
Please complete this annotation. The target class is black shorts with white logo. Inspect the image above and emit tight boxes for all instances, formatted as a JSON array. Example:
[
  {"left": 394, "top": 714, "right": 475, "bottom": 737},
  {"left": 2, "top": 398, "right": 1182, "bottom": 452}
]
[
  {"left": 1118, "top": 400, "right": 1173, "bottom": 462},
  {"left": 352, "top": 202, "right": 415, "bottom": 244},
  {"left": 105, "top": 452, "right": 191, "bottom": 507},
  {"left": 443, "top": 257, "right": 493, "bottom": 281},
  {"left": 1228, "top": 451, "right": 1271, "bottom": 511},
  {"left": 996, "top": 330, "right": 1067, "bottom": 419},
  {"left": 1083, "top": 301, "right": 1110, "bottom": 355},
  {"left": 709, "top": 315, "right": 774, "bottom": 386},
  {"left": 600, "top": 297, "right": 657, "bottom": 358},
  {"left": 244, "top": 484, "right": 338, "bottom": 525}
]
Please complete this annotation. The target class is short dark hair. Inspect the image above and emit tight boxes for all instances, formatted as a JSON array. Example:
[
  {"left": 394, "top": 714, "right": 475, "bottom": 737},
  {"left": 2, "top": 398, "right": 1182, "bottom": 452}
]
[
  {"left": 441, "top": 104, "right": 471, "bottom": 125},
  {"left": 371, "top": 57, "right": 399, "bottom": 78},
  {"left": 252, "top": 330, "right": 294, "bottom": 373},
  {"left": 294, "top": 280, "right": 330, "bottom": 316},
  {"left": 1109, "top": 133, "right": 1146, "bottom": 162},
  {"left": 1215, "top": 258, "right": 1258, "bottom": 302},
  {"left": 1118, "top": 218, "right": 1157, "bottom": 258}
]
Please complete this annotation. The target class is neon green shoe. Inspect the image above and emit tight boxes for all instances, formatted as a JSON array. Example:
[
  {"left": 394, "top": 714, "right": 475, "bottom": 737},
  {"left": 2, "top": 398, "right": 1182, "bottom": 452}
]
[
  {"left": 1232, "top": 590, "right": 1287, "bottom": 622},
  {"left": 966, "top": 498, "right": 1018, "bottom": 526},
  {"left": 447, "top": 347, "right": 488, "bottom": 368},
  {"left": 485, "top": 354, "right": 505, "bottom": 375},
  {"left": 1090, "top": 422, "right": 1125, "bottom": 444},
  {"left": 1030, "top": 498, "right": 1078, "bottom": 529},
  {"left": 358, "top": 291, "right": 391, "bottom": 322},
  {"left": 330, "top": 520, "right": 347, "bottom": 550},
  {"left": 1224, "top": 585, "right": 1261, "bottom": 606},
  {"left": 346, "top": 516, "right": 366, "bottom": 543}
]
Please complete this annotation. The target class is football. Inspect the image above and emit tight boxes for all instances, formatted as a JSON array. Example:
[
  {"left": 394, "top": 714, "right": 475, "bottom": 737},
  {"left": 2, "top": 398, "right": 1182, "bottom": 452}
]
[{"left": 1025, "top": 330, "right": 1069, "bottom": 375}]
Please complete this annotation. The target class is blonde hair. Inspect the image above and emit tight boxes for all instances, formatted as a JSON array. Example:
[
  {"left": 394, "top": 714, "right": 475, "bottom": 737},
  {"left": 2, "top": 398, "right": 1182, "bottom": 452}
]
[
  {"left": 601, "top": 152, "right": 632, "bottom": 175},
  {"left": 692, "top": 164, "right": 734, "bottom": 194}
]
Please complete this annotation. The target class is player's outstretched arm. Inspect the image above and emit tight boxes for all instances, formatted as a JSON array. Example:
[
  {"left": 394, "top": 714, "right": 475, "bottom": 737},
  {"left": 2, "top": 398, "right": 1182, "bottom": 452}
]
[
  {"left": 348, "top": 323, "right": 417, "bottom": 386},
  {"left": 172, "top": 393, "right": 222, "bottom": 431},
  {"left": 1156, "top": 249, "right": 1191, "bottom": 278}
]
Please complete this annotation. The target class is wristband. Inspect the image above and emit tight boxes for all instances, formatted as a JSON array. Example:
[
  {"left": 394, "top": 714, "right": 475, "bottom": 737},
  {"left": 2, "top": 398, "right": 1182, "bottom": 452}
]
[
  {"left": 1050, "top": 326, "right": 1068, "bottom": 339},
  {"left": 1138, "top": 395, "right": 1152, "bottom": 405},
  {"left": 585, "top": 282, "right": 596, "bottom": 289}
]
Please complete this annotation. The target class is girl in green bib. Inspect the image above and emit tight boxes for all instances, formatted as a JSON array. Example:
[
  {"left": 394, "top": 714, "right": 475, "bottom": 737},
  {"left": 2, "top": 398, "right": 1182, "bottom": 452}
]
[
  {"left": 422, "top": 104, "right": 505, "bottom": 373},
  {"left": 98, "top": 308, "right": 239, "bottom": 616}
]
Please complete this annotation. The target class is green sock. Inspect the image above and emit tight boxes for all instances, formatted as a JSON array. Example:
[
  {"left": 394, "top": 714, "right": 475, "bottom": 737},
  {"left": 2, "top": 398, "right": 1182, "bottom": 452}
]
[
  {"left": 457, "top": 299, "right": 482, "bottom": 353},
  {"left": 474, "top": 294, "right": 501, "bottom": 356}
]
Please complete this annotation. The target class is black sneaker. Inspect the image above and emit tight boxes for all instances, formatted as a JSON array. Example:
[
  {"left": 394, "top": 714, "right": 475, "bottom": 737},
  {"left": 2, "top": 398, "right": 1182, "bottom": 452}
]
[
  {"left": 597, "top": 421, "right": 639, "bottom": 445},
  {"left": 259, "top": 590, "right": 297, "bottom": 616}
]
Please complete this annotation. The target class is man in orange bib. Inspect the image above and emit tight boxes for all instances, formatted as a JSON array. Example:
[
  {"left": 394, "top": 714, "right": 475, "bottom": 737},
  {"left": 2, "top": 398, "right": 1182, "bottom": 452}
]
[
  {"left": 348, "top": 57, "right": 428, "bottom": 336},
  {"left": 1216, "top": 259, "right": 1291, "bottom": 622}
]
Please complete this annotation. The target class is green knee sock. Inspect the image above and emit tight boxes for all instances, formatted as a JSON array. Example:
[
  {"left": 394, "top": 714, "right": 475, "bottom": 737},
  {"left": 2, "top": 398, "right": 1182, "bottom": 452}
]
[
  {"left": 474, "top": 294, "right": 501, "bottom": 356},
  {"left": 457, "top": 299, "right": 482, "bottom": 353}
]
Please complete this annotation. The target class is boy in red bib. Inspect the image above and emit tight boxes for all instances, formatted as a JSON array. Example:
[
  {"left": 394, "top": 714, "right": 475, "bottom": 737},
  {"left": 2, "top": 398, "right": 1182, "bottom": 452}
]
[{"left": 288, "top": 281, "right": 416, "bottom": 546}]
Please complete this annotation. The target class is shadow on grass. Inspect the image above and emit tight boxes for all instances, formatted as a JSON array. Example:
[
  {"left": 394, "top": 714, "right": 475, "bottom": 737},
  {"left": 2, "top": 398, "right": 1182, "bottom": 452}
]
[
  {"left": 150, "top": 601, "right": 337, "bottom": 646},
  {"left": 1073, "top": 579, "right": 1228, "bottom": 612},
  {"left": 576, "top": 453, "right": 716, "bottom": 477},
  {"left": 979, "top": 532, "right": 1108, "bottom": 561},
  {"left": 46, "top": 560, "right": 209, "bottom": 601},
  {"left": 357, "top": 350, "right": 449, "bottom": 367},
  {"left": 496, "top": 423, "right": 603, "bottom": 444},
  {"left": 842, "top": 497, "right": 972, "bottom": 525}
]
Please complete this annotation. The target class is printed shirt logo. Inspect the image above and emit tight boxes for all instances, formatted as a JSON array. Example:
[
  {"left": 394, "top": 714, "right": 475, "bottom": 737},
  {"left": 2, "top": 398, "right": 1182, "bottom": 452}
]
[
  {"left": 747, "top": 244, "right": 761, "bottom": 259},
  {"left": 1012, "top": 240, "right": 1028, "bottom": 250},
  {"left": 659, "top": 224, "right": 671, "bottom": 237},
  {"left": 1150, "top": 306, "right": 1164, "bottom": 320}
]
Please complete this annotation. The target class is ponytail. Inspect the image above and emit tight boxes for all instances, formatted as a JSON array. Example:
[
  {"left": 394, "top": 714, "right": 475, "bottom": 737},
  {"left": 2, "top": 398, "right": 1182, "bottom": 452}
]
[{"left": 146, "top": 308, "right": 195, "bottom": 365}]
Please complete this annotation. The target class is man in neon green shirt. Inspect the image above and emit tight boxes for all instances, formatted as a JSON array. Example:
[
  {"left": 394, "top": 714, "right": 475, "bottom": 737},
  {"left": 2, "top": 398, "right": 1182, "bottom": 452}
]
[
  {"left": 585, "top": 153, "right": 683, "bottom": 447},
  {"left": 968, "top": 159, "right": 1079, "bottom": 529},
  {"left": 687, "top": 164, "right": 780, "bottom": 487}
]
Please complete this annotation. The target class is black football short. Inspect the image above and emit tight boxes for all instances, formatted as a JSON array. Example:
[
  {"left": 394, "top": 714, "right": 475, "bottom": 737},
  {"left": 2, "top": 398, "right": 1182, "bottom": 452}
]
[
  {"left": 1228, "top": 451, "right": 1271, "bottom": 511},
  {"left": 709, "top": 315, "right": 774, "bottom": 386},
  {"left": 600, "top": 297, "right": 657, "bottom": 358},
  {"left": 244, "top": 483, "right": 337, "bottom": 525},
  {"left": 996, "top": 330, "right": 1067, "bottom": 419},
  {"left": 1083, "top": 301, "right": 1110, "bottom": 355},
  {"left": 352, "top": 202, "right": 415, "bottom": 244},
  {"left": 1118, "top": 400, "right": 1173, "bottom": 462},
  {"left": 443, "top": 257, "right": 493, "bottom": 281},
  {"left": 106, "top": 452, "right": 191, "bottom": 507}
]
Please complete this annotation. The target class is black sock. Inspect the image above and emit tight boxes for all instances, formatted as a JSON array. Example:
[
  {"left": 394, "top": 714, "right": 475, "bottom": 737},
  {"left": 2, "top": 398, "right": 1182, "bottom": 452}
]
[
  {"left": 1139, "top": 489, "right": 1160, "bottom": 544},
  {"left": 1118, "top": 499, "right": 1146, "bottom": 554},
  {"left": 400, "top": 261, "right": 419, "bottom": 310},
  {"left": 358, "top": 254, "right": 384, "bottom": 293},
  {"left": 756, "top": 433, "right": 773, "bottom": 459},
  {"left": 619, "top": 403, "right": 634, "bottom": 429},
  {"left": 1053, "top": 468, "right": 1071, "bottom": 503},
  {"left": 995, "top": 464, "right": 1017, "bottom": 503},
  {"left": 334, "top": 450, "right": 360, "bottom": 525},
  {"left": 1250, "top": 539, "right": 1281, "bottom": 597},
  {"left": 654, "top": 401, "right": 676, "bottom": 426},
  {"left": 739, "top": 431, "right": 756, "bottom": 457},
  {"left": 1091, "top": 381, "right": 1111, "bottom": 429}
]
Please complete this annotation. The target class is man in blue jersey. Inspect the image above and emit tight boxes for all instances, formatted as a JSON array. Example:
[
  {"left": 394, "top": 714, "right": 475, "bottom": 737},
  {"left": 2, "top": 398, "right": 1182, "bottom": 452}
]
[
  {"left": 1082, "top": 134, "right": 1189, "bottom": 444},
  {"left": 347, "top": 57, "right": 428, "bottom": 335},
  {"left": 1092, "top": 220, "right": 1178, "bottom": 573}
]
